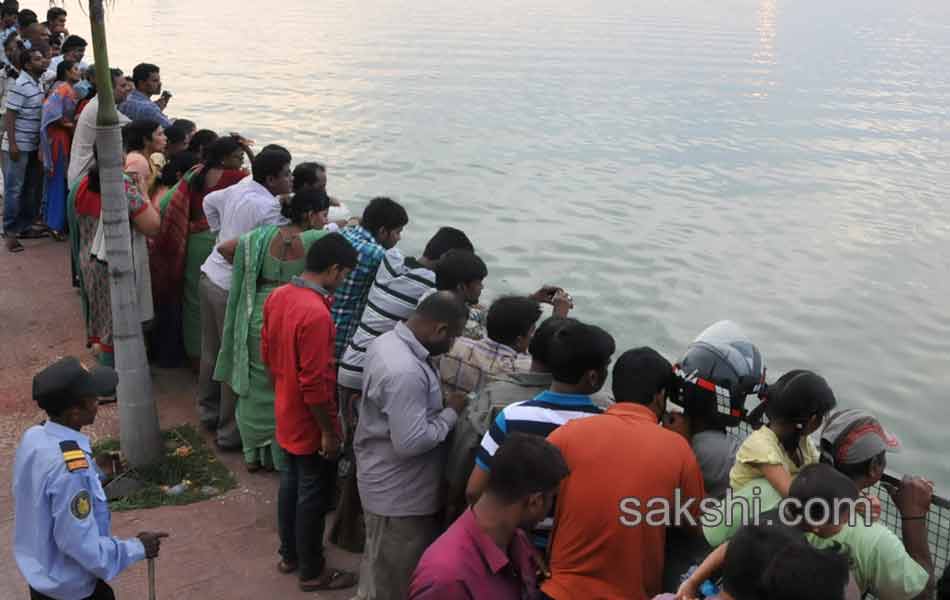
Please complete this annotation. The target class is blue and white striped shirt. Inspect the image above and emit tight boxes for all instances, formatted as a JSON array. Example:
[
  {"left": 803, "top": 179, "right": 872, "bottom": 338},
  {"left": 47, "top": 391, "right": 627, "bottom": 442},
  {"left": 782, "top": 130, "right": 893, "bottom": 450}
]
[
  {"left": 476, "top": 390, "right": 603, "bottom": 471},
  {"left": 337, "top": 249, "right": 436, "bottom": 390},
  {"left": 3, "top": 71, "right": 44, "bottom": 151},
  {"left": 476, "top": 390, "right": 602, "bottom": 548}
]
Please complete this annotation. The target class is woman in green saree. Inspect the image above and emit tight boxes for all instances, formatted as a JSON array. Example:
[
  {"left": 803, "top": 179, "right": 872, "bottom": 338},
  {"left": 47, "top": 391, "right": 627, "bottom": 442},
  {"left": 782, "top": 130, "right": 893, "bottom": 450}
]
[{"left": 214, "top": 188, "right": 331, "bottom": 471}]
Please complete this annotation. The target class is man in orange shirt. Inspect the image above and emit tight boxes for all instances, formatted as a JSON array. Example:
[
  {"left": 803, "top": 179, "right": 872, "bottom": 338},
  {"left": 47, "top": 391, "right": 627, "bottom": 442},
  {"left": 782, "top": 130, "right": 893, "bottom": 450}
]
[{"left": 543, "top": 347, "right": 706, "bottom": 600}]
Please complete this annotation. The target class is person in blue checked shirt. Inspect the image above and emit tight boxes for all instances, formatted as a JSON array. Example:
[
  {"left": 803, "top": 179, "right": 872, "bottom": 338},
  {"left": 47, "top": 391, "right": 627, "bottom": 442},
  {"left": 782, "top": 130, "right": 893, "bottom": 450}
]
[
  {"left": 13, "top": 357, "right": 168, "bottom": 600},
  {"left": 331, "top": 196, "right": 408, "bottom": 359}
]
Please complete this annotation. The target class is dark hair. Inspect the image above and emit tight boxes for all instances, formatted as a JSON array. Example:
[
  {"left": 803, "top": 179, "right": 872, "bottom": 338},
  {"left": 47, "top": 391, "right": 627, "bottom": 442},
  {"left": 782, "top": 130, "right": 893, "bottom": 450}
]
[
  {"left": 282, "top": 188, "right": 330, "bottom": 224},
  {"left": 435, "top": 250, "right": 487, "bottom": 291},
  {"left": 131, "top": 62, "right": 159, "bottom": 86},
  {"left": 46, "top": 6, "right": 66, "bottom": 22},
  {"left": 547, "top": 321, "right": 616, "bottom": 385},
  {"left": 36, "top": 389, "right": 82, "bottom": 417},
  {"left": 528, "top": 317, "right": 576, "bottom": 368},
  {"left": 17, "top": 9, "right": 36, "bottom": 29},
  {"left": 486, "top": 296, "right": 542, "bottom": 347},
  {"left": 123, "top": 119, "right": 162, "bottom": 152},
  {"left": 611, "top": 347, "right": 675, "bottom": 405},
  {"left": 252, "top": 150, "right": 291, "bottom": 185},
  {"left": 292, "top": 162, "right": 326, "bottom": 192},
  {"left": 61, "top": 34, "right": 85, "bottom": 52},
  {"left": 189, "top": 136, "right": 240, "bottom": 192},
  {"left": 260, "top": 144, "right": 291, "bottom": 162},
  {"left": 414, "top": 291, "right": 469, "bottom": 328},
  {"left": 159, "top": 151, "right": 199, "bottom": 187},
  {"left": 19, "top": 41, "right": 48, "bottom": 69},
  {"left": 306, "top": 232, "right": 358, "bottom": 273},
  {"left": 761, "top": 543, "right": 850, "bottom": 600},
  {"left": 187, "top": 129, "right": 219, "bottom": 158},
  {"left": 423, "top": 227, "right": 473, "bottom": 260},
  {"left": 55, "top": 59, "right": 74, "bottom": 82},
  {"left": 165, "top": 119, "right": 196, "bottom": 146},
  {"left": 749, "top": 370, "right": 837, "bottom": 459},
  {"left": 784, "top": 463, "right": 860, "bottom": 525},
  {"left": 2, "top": 3, "right": 19, "bottom": 19},
  {"left": 485, "top": 433, "right": 569, "bottom": 504},
  {"left": 722, "top": 524, "right": 805, "bottom": 600},
  {"left": 820, "top": 437, "right": 887, "bottom": 481},
  {"left": 362, "top": 197, "right": 408, "bottom": 237}
]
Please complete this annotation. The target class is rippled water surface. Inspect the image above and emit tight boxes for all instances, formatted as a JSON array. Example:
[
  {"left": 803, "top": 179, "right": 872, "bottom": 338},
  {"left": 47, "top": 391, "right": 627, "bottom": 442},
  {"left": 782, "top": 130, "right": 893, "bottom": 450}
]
[{"left": 67, "top": 0, "right": 950, "bottom": 485}]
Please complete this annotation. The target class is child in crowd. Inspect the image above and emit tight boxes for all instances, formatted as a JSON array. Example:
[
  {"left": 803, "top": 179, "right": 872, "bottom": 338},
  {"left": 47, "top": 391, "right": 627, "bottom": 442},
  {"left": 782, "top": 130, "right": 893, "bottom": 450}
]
[
  {"left": 656, "top": 521, "right": 850, "bottom": 600},
  {"left": 728, "top": 369, "right": 836, "bottom": 495},
  {"left": 677, "top": 463, "right": 861, "bottom": 600}
]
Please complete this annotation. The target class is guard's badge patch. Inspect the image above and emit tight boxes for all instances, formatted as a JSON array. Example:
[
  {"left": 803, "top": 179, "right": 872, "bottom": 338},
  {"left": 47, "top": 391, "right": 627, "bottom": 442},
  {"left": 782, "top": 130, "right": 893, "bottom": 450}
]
[{"left": 71, "top": 490, "right": 92, "bottom": 520}]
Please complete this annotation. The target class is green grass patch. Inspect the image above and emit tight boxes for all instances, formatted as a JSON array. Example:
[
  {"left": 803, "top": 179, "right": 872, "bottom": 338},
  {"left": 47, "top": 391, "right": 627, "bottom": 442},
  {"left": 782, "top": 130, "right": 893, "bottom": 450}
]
[{"left": 93, "top": 424, "right": 237, "bottom": 511}]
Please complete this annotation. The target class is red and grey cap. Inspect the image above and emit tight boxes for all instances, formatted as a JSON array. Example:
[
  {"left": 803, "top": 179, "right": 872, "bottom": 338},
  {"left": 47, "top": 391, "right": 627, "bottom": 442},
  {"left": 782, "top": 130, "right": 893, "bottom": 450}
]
[{"left": 820, "top": 408, "right": 901, "bottom": 465}]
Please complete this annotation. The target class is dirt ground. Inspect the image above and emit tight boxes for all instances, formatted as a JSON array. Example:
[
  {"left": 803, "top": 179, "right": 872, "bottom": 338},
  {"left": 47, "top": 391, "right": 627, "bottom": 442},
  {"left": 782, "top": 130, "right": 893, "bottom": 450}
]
[{"left": 0, "top": 238, "right": 361, "bottom": 599}]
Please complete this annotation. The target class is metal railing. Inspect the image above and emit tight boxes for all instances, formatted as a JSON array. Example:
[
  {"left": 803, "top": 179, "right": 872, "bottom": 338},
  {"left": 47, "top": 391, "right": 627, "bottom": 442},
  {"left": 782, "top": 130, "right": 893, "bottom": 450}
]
[{"left": 730, "top": 415, "right": 949, "bottom": 594}]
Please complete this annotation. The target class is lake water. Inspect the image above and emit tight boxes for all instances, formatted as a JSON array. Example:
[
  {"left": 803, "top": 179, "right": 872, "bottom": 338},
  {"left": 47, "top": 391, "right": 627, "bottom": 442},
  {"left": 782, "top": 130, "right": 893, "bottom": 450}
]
[{"left": 62, "top": 0, "right": 950, "bottom": 487}]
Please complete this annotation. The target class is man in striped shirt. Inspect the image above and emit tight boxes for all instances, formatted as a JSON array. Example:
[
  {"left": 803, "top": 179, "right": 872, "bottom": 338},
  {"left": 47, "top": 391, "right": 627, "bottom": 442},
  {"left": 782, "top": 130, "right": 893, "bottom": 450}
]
[
  {"left": 3, "top": 42, "right": 49, "bottom": 253},
  {"left": 464, "top": 319, "right": 615, "bottom": 549},
  {"left": 331, "top": 197, "right": 408, "bottom": 359},
  {"left": 337, "top": 227, "right": 474, "bottom": 395}
]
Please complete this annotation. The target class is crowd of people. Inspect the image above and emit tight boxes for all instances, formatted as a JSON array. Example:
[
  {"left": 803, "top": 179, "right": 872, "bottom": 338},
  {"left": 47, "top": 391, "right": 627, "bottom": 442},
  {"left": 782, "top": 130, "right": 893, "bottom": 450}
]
[{"left": 5, "top": 2, "right": 950, "bottom": 599}]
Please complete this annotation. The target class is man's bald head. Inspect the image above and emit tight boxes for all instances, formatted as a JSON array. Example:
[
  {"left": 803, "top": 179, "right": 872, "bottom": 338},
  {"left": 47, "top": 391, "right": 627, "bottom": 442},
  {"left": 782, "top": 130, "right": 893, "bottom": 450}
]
[{"left": 407, "top": 292, "right": 469, "bottom": 356}]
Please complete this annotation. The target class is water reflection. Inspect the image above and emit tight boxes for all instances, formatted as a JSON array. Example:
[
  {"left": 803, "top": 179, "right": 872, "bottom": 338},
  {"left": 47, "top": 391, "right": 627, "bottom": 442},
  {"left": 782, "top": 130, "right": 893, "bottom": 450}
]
[
  {"left": 62, "top": 0, "right": 950, "bottom": 489},
  {"left": 751, "top": 0, "right": 777, "bottom": 97}
]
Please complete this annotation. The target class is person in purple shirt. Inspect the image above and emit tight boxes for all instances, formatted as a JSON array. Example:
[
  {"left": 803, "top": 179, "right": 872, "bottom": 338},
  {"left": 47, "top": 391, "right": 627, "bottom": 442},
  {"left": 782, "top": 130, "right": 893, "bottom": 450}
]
[{"left": 408, "top": 433, "right": 568, "bottom": 600}]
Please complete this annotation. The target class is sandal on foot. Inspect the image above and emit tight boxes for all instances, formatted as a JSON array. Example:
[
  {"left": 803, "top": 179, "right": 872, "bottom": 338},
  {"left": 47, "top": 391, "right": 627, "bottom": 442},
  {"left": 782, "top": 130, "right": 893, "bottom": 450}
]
[
  {"left": 6, "top": 238, "right": 24, "bottom": 253},
  {"left": 277, "top": 560, "right": 298, "bottom": 574},
  {"left": 299, "top": 569, "right": 358, "bottom": 592},
  {"left": 245, "top": 462, "right": 262, "bottom": 473}
]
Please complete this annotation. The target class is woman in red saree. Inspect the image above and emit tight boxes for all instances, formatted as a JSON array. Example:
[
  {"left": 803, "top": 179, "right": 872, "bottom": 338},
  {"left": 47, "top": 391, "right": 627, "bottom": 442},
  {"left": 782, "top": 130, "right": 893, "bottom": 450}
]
[{"left": 148, "top": 135, "right": 254, "bottom": 368}]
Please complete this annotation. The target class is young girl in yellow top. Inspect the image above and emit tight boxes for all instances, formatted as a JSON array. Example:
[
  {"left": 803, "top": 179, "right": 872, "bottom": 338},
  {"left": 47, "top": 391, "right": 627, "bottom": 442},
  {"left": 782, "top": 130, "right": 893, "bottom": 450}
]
[{"left": 729, "top": 370, "right": 837, "bottom": 495}]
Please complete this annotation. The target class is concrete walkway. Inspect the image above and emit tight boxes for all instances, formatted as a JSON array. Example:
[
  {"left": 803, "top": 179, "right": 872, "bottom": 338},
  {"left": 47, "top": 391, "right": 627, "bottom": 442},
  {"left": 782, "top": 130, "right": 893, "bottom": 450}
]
[{"left": 0, "top": 238, "right": 361, "bottom": 599}]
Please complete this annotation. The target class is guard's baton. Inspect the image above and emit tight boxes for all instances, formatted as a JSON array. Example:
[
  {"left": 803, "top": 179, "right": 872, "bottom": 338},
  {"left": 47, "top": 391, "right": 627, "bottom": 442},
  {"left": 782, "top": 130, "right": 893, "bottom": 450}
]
[{"left": 148, "top": 557, "right": 156, "bottom": 600}]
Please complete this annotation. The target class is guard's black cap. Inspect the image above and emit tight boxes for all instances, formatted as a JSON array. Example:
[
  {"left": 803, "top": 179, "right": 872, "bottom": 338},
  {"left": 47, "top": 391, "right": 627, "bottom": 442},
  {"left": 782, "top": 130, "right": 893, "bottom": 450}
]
[{"left": 33, "top": 357, "right": 118, "bottom": 412}]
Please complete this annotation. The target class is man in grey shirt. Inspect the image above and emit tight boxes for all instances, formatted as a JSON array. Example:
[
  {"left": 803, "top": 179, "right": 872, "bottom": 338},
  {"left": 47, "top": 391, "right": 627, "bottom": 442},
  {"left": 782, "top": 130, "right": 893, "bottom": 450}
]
[{"left": 354, "top": 292, "right": 469, "bottom": 600}]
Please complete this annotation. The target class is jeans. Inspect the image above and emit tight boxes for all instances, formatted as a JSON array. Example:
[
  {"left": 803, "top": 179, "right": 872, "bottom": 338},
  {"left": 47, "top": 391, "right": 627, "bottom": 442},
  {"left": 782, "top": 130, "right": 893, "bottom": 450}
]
[
  {"left": 278, "top": 449, "right": 337, "bottom": 581},
  {"left": 2, "top": 149, "right": 43, "bottom": 235}
]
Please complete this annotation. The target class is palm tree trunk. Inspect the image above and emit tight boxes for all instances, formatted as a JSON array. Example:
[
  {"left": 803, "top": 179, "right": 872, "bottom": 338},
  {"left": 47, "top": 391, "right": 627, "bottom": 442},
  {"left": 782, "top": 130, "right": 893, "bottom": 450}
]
[{"left": 88, "top": 0, "right": 162, "bottom": 466}]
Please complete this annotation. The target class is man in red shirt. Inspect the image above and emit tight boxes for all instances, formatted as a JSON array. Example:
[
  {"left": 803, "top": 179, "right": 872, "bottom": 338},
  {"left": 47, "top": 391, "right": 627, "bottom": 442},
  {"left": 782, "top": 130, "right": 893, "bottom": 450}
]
[
  {"left": 542, "top": 347, "right": 706, "bottom": 600},
  {"left": 261, "top": 233, "right": 359, "bottom": 592}
]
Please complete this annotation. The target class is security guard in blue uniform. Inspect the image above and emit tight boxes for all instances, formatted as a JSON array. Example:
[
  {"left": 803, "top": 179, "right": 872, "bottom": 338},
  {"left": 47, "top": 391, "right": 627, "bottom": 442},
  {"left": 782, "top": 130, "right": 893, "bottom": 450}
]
[{"left": 12, "top": 357, "right": 168, "bottom": 600}]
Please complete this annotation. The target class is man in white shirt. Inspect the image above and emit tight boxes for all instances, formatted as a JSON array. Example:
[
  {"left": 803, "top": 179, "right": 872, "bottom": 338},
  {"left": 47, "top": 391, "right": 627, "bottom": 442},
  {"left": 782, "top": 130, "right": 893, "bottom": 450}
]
[
  {"left": 44, "top": 35, "right": 88, "bottom": 88},
  {"left": 67, "top": 67, "right": 133, "bottom": 187},
  {"left": 198, "top": 148, "right": 292, "bottom": 450}
]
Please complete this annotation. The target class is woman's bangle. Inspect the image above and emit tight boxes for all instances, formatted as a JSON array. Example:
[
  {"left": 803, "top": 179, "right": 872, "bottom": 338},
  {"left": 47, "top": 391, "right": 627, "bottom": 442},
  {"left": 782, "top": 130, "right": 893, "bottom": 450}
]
[{"left": 901, "top": 515, "right": 927, "bottom": 521}]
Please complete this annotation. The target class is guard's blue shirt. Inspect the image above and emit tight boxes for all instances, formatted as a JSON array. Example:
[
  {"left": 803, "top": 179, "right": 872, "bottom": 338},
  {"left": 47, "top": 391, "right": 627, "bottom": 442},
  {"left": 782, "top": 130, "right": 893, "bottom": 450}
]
[{"left": 13, "top": 421, "right": 146, "bottom": 599}]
